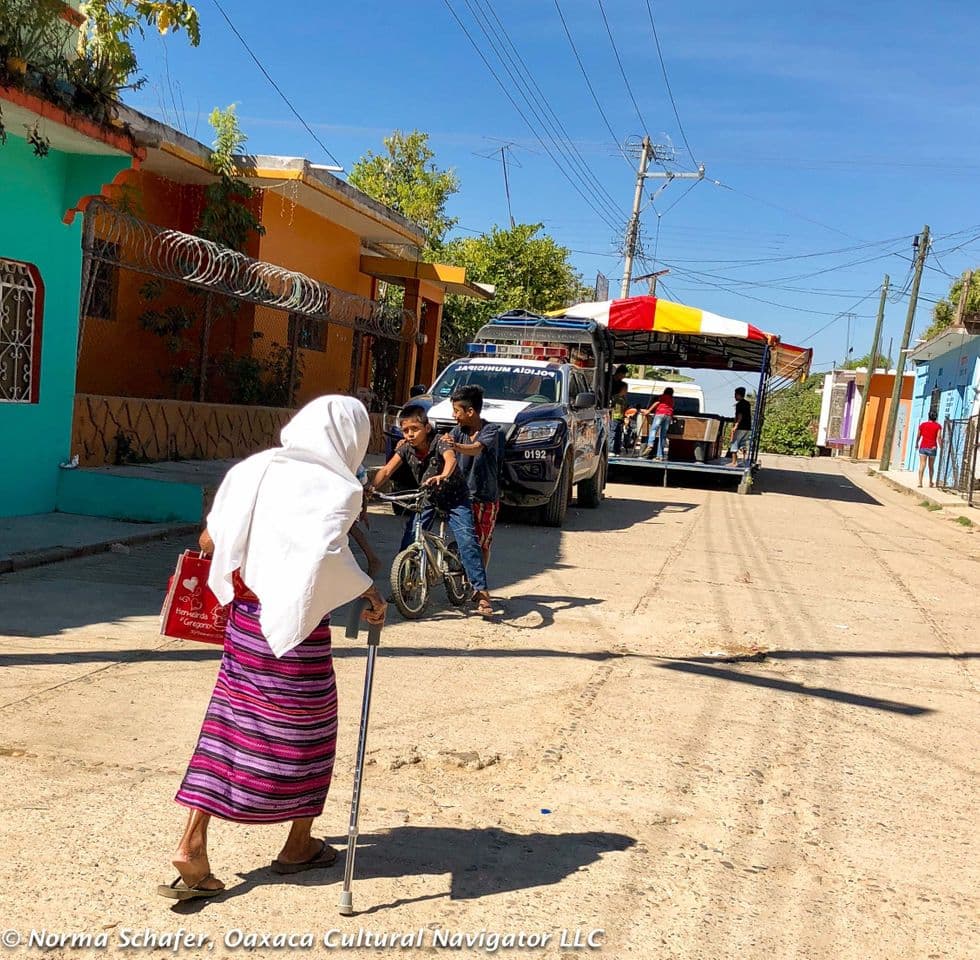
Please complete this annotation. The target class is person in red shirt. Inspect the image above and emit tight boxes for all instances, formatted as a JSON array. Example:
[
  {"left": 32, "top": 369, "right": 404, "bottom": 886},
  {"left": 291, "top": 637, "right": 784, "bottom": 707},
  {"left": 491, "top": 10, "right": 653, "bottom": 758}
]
[
  {"left": 916, "top": 412, "right": 942, "bottom": 488},
  {"left": 640, "top": 387, "right": 675, "bottom": 460}
]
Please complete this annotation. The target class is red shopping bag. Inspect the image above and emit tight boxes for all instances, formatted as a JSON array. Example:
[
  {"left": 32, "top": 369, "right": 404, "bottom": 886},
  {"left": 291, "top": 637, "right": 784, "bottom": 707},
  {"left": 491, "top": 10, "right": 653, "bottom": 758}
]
[{"left": 160, "top": 550, "right": 228, "bottom": 645}]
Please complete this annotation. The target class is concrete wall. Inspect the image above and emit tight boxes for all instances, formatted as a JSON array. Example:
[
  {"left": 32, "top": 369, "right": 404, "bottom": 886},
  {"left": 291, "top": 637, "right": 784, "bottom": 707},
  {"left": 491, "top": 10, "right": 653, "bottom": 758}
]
[
  {"left": 0, "top": 132, "right": 129, "bottom": 516},
  {"left": 904, "top": 341, "right": 980, "bottom": 471}
]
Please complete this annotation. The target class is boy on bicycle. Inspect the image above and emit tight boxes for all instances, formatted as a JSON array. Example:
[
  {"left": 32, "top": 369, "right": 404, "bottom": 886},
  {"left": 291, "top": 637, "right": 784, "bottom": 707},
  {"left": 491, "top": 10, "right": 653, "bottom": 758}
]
[
  {"left": 446, "top": 386, "right": 500, "bottom": 570},
  {"left": 369, "top": 404, "right": 492, "bottom": 618}
]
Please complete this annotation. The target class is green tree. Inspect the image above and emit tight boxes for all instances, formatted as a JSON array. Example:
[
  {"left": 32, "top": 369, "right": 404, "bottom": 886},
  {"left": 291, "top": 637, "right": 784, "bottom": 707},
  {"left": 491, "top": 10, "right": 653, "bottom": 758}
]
[
  {"left": 759, "top": 374, "right": 823, "bottom": 456},
  {"left": 921, "top": 269, "right": 980, "bottom": 341},
  {"left": 198, "top": 104, "right": 264, "bottom": 251},
  {"left": 439, "top": 223, "right": 591, "bottom": 362},
  {"left": 80, "top": 2, "right": 199, "bottom": 90},
  {"left": 843, "top": 350, "right": 892, "bottom": 371},
  {"left": 348, "top": 130, "right": 459, "bottom": 246}
]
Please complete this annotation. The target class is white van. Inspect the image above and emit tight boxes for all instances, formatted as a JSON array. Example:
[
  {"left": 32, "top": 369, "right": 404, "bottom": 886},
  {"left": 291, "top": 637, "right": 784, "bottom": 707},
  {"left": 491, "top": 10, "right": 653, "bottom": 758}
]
[{"left": 623, "top": 378, "right": 704, "bottom": 416}]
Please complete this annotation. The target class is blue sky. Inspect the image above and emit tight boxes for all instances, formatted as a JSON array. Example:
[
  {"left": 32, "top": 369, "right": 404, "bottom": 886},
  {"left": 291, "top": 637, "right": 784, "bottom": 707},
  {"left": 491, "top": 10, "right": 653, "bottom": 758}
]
[{"left": 129, "top": 0, "right": 980, "bottom": 409}]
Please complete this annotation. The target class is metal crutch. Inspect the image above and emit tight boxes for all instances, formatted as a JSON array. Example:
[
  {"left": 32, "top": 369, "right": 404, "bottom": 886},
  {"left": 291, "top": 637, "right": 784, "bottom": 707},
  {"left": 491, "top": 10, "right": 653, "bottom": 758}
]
[{"left": 338, "top": 597, "right": 383, "bottom": 916}]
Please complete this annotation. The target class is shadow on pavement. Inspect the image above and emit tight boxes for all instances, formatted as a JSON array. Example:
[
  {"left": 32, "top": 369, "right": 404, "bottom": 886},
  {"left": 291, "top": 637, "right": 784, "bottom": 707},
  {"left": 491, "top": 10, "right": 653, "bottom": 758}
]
[
  {"left": 658, "top": 659, "right": 933, "bottom": 716},
  {"left": 172, "top": 826, "right": 635, "bottom": 914},
  {"left": 755, "top": 466, "right": 882, "bottom": 504},
  {"left": 0, "top": 641, "right": 641, "bottom": 669}
]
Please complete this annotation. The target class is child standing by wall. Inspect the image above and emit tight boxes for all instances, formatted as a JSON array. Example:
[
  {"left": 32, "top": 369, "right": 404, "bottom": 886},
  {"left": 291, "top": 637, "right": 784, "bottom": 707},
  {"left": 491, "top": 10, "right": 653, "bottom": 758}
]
[{"left": 447, "top": 386, "right": 501, "bottom": 571}]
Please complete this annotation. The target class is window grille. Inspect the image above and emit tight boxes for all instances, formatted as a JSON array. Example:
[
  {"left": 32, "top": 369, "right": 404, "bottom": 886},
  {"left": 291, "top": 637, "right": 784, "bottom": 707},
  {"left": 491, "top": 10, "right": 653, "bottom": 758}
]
[{"left": 0, "top": 258, "right": 43, "bottom": 403}]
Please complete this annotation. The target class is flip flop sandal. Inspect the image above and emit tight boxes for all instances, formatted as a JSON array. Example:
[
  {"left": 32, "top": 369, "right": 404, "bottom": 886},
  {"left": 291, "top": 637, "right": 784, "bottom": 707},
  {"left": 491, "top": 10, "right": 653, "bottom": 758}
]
[
  {"left": 271, "top": 839, "right": 338, "bottom": 875},
  {"left": 157, "top": 874, "right": 224, "bottom": 901},
  {"left": 476, "top": 599, "right": 495, "bottom": 619}
]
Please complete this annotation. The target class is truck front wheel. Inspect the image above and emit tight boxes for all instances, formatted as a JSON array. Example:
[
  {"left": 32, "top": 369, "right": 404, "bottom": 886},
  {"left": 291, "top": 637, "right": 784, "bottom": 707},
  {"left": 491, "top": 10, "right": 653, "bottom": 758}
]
[
  {"left": 540, "top": 456, "right": 572, "bottom": 527},
  {"left": 578, "top": 454, "right": 606, "bottom": 508}
]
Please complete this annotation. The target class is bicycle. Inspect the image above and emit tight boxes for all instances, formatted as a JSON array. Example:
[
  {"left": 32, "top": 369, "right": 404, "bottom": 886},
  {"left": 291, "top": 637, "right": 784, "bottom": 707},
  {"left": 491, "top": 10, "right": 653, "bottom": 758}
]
[{"left": 372, "top": 488, "right": 471, "bottom": 619}]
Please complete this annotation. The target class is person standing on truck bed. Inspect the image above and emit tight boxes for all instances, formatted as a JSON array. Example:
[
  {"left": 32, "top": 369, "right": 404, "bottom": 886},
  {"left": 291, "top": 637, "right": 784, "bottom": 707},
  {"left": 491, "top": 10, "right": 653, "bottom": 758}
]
[
  {"left": 447, "top": 385, "right": 501, "bottom": 571},
  {"left": 730, "top": 387, "right": 753, "bottom": 466},
  {"left": 640, "top": 387, "right": 674, "bottom": 461},
  {"left": 610, "top": 380, "right": 629, "bottom": 455}
]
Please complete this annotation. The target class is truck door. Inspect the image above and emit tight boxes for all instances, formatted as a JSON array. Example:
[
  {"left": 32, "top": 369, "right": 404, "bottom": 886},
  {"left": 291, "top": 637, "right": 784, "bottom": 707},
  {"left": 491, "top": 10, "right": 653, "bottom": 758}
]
[{"left": 570, "top": 369, "right": 597, "bottom": 480}]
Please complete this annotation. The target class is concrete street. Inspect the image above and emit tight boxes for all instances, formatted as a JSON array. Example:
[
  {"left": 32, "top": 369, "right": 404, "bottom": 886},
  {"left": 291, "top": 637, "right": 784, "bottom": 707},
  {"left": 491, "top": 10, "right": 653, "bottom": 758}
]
[{"left": 0, "top": 455, "right": 976, "bottom": 959}]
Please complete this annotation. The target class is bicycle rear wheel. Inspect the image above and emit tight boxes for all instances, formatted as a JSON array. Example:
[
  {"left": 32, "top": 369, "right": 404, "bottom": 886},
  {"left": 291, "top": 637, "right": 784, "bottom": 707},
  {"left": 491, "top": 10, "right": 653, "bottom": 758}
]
[
  {"left": 390, "top": 546, "right": 429, "bottom": 619},
  {"left": 443, "top": 542, "right": 470, "bottom": 606}
]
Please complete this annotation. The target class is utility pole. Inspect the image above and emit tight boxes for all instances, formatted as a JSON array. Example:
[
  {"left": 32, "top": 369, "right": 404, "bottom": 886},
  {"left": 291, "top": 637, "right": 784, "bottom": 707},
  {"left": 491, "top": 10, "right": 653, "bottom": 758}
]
[
  {"left": 954, "top": 269, "right": 974, "bottom": 327},
  {"left": 621, "top": 136, "right": 652, "bottom": 298},
  {"left": 500, "top": 146, "right": 515, "bottom": 229},
  {"left": 634, "top": 268, "right": 670, "bottom": 297},
  {"left": 852, "top": 273, "right": 889, "bottom": 458},
  {"left": 880, "top": 226, "right": 930, "bottom": 472},
  {"left": 621, "top": 138, "right": 705, "bottom": 299}
]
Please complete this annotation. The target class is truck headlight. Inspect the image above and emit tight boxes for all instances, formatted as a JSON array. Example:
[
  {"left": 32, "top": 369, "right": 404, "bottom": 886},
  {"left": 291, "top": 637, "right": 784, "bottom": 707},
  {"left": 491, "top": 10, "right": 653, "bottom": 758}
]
[{"left": 514, "top": 420, "right": 562, "bottom": 444}]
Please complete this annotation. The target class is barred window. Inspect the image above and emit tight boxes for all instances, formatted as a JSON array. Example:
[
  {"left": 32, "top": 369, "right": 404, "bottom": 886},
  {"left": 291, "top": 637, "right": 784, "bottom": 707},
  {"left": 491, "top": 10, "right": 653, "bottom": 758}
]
[
  {"left": 86, "top": 239, "right": 120, "bottom": 321},
  {"left": 289, "top": 313, "right": 327, "bottom": 352},
  {"left": 0, "top": 257, "right": 44, "bottom": 404}
]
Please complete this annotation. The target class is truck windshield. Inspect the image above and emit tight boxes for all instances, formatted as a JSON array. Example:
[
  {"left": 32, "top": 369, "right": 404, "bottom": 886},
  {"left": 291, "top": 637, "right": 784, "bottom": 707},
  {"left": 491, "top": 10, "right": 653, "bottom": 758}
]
[{"left": 432, "top": 362, "right": 562, "bottom": 403}]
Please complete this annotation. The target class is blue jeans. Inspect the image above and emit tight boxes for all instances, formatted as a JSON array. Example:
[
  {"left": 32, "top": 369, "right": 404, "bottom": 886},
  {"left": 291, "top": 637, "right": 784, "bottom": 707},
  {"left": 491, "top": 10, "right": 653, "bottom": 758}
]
[
  {"left": 611, "top": 419, "right": 624, "bottom": 454},
  {"left": 400, "top": 502, "right": 487, "bottom": 592},
  {"left": 647, "top": 414, "right": 671, "bottom": 458}
]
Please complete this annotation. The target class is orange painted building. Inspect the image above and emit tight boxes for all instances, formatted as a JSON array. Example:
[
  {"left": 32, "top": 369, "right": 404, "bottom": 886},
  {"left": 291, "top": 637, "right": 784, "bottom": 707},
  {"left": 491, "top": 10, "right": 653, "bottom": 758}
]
[
  {"left": 856, "top": 372, "right": 915, "bottom": 461},
  {"left": 75, "top": 109, "right": 490, "bottom": 408}
]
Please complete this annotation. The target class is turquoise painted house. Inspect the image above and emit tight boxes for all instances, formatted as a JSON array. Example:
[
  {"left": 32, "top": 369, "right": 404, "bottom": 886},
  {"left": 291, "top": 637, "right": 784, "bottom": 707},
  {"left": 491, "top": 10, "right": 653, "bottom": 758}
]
[
  {"left": 0, "top": 86, "right": 137, "bottom": 516},
  {"left": 904, "top": 327, "right": 980, "bottom": 477}
]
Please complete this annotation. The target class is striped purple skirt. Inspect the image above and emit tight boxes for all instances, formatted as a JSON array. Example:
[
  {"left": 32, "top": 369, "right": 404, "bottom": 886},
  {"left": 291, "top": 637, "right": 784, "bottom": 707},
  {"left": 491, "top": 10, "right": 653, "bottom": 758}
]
[{"left": 175, "top": 599, "right": 337, "bottom": 824}]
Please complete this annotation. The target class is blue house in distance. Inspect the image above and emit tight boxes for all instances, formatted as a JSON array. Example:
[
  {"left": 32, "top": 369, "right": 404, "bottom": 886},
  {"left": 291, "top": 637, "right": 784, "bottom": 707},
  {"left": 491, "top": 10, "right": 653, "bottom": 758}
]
[{"left": 905, "top": 326, "right": 980, "bottom": 494}]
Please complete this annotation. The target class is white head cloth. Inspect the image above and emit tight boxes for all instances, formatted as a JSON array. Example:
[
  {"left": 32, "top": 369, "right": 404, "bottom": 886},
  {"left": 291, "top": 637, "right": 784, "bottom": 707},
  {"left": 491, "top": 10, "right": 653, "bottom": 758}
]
[{"left": 206, "top": 395, "right": 372, "bottom": 657}]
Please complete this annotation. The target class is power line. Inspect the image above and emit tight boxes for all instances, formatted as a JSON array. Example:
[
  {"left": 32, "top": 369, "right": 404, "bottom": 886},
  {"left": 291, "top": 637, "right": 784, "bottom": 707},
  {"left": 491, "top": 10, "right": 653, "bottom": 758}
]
[
  {"left": 552, "top": 0, "right": 632, "bottom": 169},
  {"left": 655, "top": 177, "right": 702, "bottom": 218},
  {"left": 664, "top": 264, "right": 877, "bottom": 317},
  {"left": 208, "top": 0, "right": 342, "bottom": 168},
  {"left": 465, "top": 0, "right": 626, "bottom": 221},
  {"left": 710, "top": 178, "right": 863, "bottom": 241},
  {"left": 799, "top": 287, "right": 881, "bottom": 343},
  {"left": 441, "top": 0, "right": 622, "bottom": 232},
  {"left": 595, "top": 0, "right": 650, "bottom": 133},
  {"left": 643, "top": 0, "right": 697, "bottom": 166},
  {"left": 655, "top": 234, "right": 912, "bottom": 268}
]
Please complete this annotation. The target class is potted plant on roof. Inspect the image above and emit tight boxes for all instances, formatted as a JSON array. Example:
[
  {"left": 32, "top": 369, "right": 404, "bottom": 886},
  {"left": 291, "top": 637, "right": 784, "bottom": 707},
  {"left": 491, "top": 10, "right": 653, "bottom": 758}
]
[
  {"left": 74, "top": 1, "right": 199, "bottom": 124},
  {"left": 0, "top": 0, "right": 66, "bottom": 84}
]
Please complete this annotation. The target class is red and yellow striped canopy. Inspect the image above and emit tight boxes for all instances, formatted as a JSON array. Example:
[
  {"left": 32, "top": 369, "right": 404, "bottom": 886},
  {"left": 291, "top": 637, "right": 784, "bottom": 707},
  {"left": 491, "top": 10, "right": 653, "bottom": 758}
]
[{"left": 560, "top": 295, "right": 811, "bottom": 380}]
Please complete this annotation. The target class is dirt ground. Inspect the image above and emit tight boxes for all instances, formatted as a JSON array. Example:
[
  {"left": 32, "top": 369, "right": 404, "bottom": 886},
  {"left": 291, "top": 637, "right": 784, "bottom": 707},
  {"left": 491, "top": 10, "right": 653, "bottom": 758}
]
[{"left": 0, "top": 455, "right": 976, "bottom": 959}]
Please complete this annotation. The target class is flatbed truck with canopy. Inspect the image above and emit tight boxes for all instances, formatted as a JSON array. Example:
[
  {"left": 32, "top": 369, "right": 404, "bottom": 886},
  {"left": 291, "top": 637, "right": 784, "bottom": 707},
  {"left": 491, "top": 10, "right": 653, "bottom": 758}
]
[{"left": 555, "top": 295, "right": 812, "bottom": 493}]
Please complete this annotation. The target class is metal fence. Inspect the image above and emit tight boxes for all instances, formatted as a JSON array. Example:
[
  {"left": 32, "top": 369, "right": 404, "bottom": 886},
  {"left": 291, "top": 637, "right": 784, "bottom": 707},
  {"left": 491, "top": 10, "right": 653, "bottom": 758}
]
[
  {"left": 76, "top": 198, "right": 417, "bottom": 410},
  {"left": 936, "top": 414, "right": 980, "bottom": 505}
]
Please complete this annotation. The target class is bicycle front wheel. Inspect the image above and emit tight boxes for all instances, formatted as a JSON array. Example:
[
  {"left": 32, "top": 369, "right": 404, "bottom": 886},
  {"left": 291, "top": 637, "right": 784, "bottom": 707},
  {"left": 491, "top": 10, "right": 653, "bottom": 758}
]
[
  {"left": 443, "top": 542, "right": 470, "bottom": 607},
  {"left": 390, "top": 546, "right": 429, "bottom": 619}
]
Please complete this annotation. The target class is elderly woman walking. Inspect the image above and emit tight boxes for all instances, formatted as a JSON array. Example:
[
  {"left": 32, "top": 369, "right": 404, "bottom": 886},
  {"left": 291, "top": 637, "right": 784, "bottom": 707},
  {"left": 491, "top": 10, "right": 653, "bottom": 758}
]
[{"left": 158, "top": 396, "right": 386, "bottom": 901}]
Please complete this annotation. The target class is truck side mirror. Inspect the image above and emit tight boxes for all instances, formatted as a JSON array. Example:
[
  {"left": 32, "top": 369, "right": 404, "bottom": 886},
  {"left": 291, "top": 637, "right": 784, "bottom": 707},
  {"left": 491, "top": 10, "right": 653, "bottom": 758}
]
[{"left": 573, "top": 391, "right": 596, "bottom": 410}]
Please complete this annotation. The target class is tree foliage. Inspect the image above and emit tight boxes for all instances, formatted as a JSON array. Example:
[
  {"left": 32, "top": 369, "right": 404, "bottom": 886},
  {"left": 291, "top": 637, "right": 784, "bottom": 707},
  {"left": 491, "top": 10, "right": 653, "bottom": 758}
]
[
  {"left": 438, "top": 223, "right": 591, "bottom": 363},
  {"left": 759, "top": 374, "right": 823, "bottom": 456},
  {"left": 921, "top": 269, "right": 980, "bottom": 341},
  {"left": 348, "top": 130, "right": 459, "bottom": 246},
  {"left": 843, "top": 350, "right": 892, "bottom": 371},
  {"left": 80, "top": 1, "right": 200, "bottom": 90},
  {"left": 198, "top": 105, "right": 264, "bottom": 252}
]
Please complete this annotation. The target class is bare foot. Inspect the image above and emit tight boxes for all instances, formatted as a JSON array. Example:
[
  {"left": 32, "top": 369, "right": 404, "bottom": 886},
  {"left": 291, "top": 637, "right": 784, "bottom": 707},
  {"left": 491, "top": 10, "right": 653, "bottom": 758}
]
[{"left": 172, "top": 851, "right": 224, "bottom": 892}]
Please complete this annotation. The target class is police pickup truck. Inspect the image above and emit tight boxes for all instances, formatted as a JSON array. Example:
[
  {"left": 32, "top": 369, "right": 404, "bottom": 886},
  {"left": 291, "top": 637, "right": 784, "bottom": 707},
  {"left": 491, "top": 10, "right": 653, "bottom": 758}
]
[{"left": 389, "top": 312, "right": 613, "bottom": 527}]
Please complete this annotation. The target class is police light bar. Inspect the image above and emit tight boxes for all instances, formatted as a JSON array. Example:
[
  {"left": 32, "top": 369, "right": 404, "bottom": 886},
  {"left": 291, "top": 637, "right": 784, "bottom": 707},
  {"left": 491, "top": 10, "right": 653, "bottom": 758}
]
[{"left": 467, "top": 342, "right": 569, "bottom": 360}]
